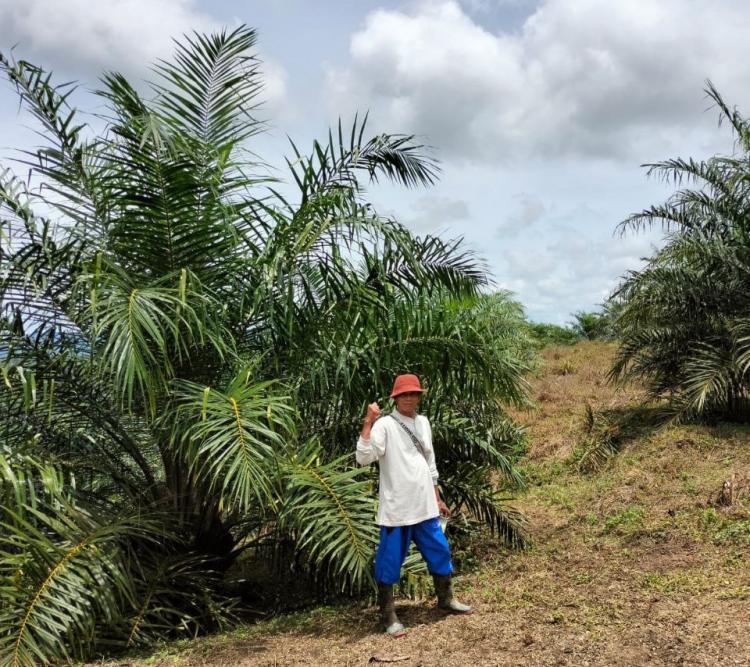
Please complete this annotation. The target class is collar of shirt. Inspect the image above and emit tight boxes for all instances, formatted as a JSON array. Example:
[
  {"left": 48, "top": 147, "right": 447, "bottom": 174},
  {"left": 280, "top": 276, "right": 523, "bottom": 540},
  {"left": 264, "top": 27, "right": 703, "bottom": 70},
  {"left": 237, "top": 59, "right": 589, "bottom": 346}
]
[{"left": 392, "top": 411, "right": 417, "bottom": 426}]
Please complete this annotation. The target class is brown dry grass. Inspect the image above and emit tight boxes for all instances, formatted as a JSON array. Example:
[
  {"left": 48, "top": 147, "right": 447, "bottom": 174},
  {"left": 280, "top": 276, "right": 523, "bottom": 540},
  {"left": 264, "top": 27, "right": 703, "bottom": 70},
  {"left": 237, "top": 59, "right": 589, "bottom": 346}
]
[{"left": 97, "top": 342, "right": 750, "bottom": 667}]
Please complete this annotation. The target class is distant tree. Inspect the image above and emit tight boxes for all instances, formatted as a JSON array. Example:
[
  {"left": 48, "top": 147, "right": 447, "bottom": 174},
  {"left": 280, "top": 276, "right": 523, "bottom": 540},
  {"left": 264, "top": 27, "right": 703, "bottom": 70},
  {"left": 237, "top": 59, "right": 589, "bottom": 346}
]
[
  {"left": 527, "top": 322, "right": 581, "bottom": 347},
  {"left": 570, "top": 311, "right": 609, "bottom": 340},
  {"left": 570, "top": 304, "right": 621, "bottom": 341}
]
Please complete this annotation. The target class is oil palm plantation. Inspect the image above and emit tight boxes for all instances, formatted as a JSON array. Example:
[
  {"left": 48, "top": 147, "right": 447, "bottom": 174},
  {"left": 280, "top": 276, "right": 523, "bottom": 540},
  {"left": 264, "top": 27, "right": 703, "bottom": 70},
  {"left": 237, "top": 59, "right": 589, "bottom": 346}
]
[
  {"left": 611, "top": 84, "right": 750, "bottom": 421},
  {"left": 0, "top": 27, "right": 532, "bottom": 664}
]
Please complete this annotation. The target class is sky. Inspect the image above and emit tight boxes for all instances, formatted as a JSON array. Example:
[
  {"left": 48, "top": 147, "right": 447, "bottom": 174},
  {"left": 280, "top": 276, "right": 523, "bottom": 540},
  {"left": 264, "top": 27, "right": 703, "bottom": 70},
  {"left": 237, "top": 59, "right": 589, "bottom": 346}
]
[{"left": 2, "top": 0, "right": 749, "bottom": 323}]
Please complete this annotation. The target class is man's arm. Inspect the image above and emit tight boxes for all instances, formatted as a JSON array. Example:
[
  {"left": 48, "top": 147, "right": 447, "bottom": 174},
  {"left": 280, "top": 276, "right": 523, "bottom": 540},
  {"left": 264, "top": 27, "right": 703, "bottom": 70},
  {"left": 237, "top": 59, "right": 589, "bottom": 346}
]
[
  {"left": 355, "top": 402, "right": 385, "bottom": 465},
  {"left": 360, "top": 402, "right": 380, "bottom": 440}
]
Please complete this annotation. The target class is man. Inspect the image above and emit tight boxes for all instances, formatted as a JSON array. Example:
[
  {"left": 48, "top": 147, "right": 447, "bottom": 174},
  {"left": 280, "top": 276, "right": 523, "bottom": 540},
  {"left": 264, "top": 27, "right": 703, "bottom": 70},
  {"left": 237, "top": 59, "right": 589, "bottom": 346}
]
[{"left": 356, "top": 373, "right": 472, "bottom": 637}]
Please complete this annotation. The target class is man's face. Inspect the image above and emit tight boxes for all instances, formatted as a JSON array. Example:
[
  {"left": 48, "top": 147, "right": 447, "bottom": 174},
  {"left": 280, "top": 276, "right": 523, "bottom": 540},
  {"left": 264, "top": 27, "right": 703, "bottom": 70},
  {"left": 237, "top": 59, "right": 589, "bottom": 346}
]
[{"left": 394, "top": 391, "right": 421, "bottom": 413}]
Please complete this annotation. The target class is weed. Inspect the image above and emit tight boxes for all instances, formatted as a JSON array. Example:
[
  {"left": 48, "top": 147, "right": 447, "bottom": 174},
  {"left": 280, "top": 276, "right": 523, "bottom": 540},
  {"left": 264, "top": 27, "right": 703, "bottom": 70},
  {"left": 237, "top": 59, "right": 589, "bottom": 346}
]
[
  {"left": 548, "top": 611, "right": 565, "bottom": 624},
  {"left": 692, "top": 507, "right": 750, "bottom": 545},
  {"left": 543, "top": 485, "right": 576, "bottom": 510},
  {"left": 640, "top": 571, "right": 709, "bottom": 594},
  {"left": 583, "top": 512, "right": 598, "bottom": 526},
  {"left": 603, "top": 505, "right": 645, "bottom": 532},
  {"left": 679, "top": 472, "right": 698, "bottom": 495},
  {"left": 521, "top": 460, "right": 567, "bottom": 486},
  {"left": 481, "top": 584, "right": 506, "bottom": 603},
  {"left": 717, "top": 586, "right": 750, "bottom": 600},
  {"left": 713, "top": 519, "right": 750, "bottom": 545},
  {"left": 594, "top": 476, "right": 616, "bottom": 492},
  {"left": 700, "top": 506, "right": 720, "bottom": 528},
  {"left": 553, "top": 360, "right": 575, "bottom": 375},
  {"left": 723, "top": 551, "right": 746, "bottom": 570}
]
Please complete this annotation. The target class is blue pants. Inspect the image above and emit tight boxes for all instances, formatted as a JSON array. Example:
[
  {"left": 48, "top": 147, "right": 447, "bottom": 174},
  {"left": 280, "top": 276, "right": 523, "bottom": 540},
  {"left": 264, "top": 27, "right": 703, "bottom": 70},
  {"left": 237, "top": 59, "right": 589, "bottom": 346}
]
[{"left": 374, "top": 517, "right": 453, "bottom": 585}]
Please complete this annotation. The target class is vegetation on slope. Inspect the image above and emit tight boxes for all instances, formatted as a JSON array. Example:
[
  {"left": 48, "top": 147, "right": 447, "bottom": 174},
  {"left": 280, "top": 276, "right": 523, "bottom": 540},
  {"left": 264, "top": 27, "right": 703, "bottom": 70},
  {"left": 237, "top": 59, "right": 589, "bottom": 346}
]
[{"left": 103, "top": 342, "right": 750, "bottom": 667}]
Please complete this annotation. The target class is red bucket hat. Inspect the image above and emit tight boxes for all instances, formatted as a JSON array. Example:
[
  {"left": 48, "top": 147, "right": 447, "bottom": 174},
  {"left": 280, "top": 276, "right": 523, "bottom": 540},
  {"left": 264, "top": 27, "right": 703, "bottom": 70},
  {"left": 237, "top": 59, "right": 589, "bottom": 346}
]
[{"left": 390, "top": 374, "right": 426, "bottom": 398}]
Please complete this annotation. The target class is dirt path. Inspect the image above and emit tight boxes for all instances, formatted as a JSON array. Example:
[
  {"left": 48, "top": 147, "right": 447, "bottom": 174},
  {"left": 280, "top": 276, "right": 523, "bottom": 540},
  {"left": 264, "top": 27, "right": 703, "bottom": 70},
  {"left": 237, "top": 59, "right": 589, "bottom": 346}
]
[{"left": 117, "top": 342, "right": 750, "bottom": 666}]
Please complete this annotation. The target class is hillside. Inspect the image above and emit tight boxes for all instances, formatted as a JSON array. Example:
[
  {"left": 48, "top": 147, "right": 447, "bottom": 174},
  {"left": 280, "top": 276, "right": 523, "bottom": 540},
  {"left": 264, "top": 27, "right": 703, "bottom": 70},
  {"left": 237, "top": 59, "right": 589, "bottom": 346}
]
[{"left": 109, "top": 342, "right": 750, "bottom": 666}]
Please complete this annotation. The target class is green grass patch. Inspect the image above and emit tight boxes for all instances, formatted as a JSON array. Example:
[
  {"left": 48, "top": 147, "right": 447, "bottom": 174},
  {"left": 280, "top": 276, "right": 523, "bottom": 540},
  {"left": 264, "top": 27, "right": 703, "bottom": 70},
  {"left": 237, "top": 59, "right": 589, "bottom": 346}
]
[
  {"left": 519, "top": 460, "right": 567, "bottom": 486},
  {"left": 538, "top": 483, "right": 577, "bottom": 511},
  {"left": 698, "top": 507, "right": 750, "bottom": 544},
  {"left": 639, "top": 570, "right": 711, "bottom": 595},
  {"left": 603, "top": 505, "right": 645, "bottom": 533},
  {"left": 717, "top": 586, "right": 750, "bottom": 600},
  {"left": 713, "top": 519, "right": 750, "bottom": 545}
]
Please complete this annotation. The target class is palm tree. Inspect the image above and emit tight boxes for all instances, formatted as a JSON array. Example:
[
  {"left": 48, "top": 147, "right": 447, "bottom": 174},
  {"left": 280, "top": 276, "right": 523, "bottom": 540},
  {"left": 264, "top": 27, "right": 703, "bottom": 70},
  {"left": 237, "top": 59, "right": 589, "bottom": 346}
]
[
  {"left": 611, "top": 83, "right": 750, "bottom": 421},
  {"left": 0, "top": 27, "right": 532, "bottom": 664},
  {"left": 570, "top": 306, "right": 619, "bottom": 341}
]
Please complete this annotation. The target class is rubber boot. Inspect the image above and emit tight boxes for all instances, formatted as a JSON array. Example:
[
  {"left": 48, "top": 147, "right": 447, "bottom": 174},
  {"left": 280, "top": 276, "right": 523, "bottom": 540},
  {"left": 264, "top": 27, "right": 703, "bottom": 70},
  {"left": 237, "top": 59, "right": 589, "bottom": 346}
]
[
  {"left": 377, "top": 583, "right": 406, "bottom": 637},
  {"left": 432, "top": 573, "right": 473, "bottom": 614}
]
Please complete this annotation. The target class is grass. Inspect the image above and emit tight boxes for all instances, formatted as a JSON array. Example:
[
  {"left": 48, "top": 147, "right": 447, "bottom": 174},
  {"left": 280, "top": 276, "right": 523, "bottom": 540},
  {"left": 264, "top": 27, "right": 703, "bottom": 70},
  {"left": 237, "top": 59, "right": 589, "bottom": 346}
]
[
  {"left": 100, "top": 341, "right": 750, "bottom": 667},
  {"left": 639, "top": 570, "right": 713, "bottom": 594},
  {"left": 704, "top": 509, "right": 750, "bottom": 545},
  {"left": 602, "top": 505, "right": 645, "bottom": 533}
]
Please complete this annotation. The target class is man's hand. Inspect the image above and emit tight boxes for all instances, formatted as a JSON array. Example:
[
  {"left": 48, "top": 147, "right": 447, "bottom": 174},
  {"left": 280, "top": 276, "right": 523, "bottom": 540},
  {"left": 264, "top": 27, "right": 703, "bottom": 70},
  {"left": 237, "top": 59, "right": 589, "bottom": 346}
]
[
  {"left": 434, "top": 486, "right": 450, "bottom": 517},
  {"left": 361, "top": 402, "right": 380, "bottom": 440},
  {"left": 437, "top": 499, "right": 451, "bottom": 517},
  {"left": 365, "top": 402, "right": 381, "bottom": 425}
]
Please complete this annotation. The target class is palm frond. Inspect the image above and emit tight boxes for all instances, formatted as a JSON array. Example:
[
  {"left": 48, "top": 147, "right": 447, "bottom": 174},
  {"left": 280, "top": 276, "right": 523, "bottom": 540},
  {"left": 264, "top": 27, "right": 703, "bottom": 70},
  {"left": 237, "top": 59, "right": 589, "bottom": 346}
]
[
  {"left": 152, "top": 26, "right": 264, "bottom": 147},
  {"left": 286, "top": 115, "right": 439, "bottom": 206},
  {"left": 86, "top": 267, "right": 230, "bottom": 413},
  {"left": 174, "top": 376, "right": 295, "bottom": 511},
  {"left": 442, "top": 463, "right": 529, "bottom": 549},
  {"left": 278, "top": 440, "right": 379, "bottom": 592},
  {"left": 0, "top": 485, "right": 156, "bottom": 666}
]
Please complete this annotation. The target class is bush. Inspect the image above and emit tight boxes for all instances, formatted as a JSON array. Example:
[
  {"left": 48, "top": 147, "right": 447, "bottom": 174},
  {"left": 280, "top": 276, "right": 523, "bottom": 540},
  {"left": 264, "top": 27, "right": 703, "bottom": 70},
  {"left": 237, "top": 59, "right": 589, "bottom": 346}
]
[{"left": 527, "top": 322, "right": 581, "bottom": 347}]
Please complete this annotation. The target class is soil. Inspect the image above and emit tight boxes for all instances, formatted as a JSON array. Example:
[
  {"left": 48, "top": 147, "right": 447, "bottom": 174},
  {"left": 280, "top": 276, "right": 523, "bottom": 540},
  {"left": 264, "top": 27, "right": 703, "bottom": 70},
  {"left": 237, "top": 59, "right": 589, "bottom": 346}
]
[{"left": 108, "top": 342, "right": 750, "bottom": 667}]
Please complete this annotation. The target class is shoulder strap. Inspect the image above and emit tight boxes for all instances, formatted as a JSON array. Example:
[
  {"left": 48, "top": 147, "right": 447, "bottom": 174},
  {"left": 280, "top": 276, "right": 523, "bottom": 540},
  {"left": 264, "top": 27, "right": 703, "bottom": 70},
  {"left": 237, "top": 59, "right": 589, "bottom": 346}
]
[{"left": 390, "top": 413, "right": 428, "bottom": 461}]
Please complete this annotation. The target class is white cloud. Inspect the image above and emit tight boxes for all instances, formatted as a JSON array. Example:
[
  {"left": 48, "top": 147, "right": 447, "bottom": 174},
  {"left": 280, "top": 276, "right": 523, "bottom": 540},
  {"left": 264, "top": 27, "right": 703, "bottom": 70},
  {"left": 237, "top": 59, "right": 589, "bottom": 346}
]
[
  {"left": 326, "top": 0, "right": 750, "bottom": 162},
  {"left": 0, "top": 0, "right": 286, "bottom": 108},
  {"left": 497, "top": 225, "right": 661, "bottom": 323},
  {"left": 258, "top": 58, "right": 288, "bottom": 114},
  {"left": 406, "top": 195, "right": 470, "bottom": 231},
  {"left": 496, "top": 193, "right": 546, "bottom": 237},
  {"left": 1, "top": 0, "right": 217, "bottom": 76},
  {"left": 458, "top": 0, "right": 538, "bottom": 12}
]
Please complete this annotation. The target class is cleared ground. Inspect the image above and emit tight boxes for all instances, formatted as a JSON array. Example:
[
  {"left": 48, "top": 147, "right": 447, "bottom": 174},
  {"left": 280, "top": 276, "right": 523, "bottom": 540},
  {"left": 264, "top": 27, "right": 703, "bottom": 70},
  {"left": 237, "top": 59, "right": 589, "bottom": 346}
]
[{"left": 105, "top": 342, "right": 750, "bottom": 666}]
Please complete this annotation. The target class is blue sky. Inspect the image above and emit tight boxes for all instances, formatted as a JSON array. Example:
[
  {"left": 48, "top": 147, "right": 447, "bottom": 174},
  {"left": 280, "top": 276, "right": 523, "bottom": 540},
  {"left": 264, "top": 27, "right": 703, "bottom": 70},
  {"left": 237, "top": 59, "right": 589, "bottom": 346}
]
[{"left": 2, "top": 0, "right": 749, "bottom": 323}]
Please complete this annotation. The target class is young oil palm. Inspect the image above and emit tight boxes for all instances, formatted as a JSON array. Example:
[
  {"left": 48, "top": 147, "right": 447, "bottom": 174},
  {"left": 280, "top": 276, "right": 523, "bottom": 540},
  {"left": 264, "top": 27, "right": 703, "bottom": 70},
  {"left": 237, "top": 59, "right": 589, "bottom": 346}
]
[
  {"left": 0, "top": 26, "right": 532, "bottom": 664},
  {"left": 612, "top": 83, "right": 750, "bottom": 421}
]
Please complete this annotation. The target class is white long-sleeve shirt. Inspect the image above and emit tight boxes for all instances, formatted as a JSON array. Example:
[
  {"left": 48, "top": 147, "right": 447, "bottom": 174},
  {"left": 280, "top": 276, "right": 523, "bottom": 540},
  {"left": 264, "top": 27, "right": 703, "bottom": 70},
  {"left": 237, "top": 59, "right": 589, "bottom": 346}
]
[{"left": 356, "top": 412, "right": 439, "bottom": 527}]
